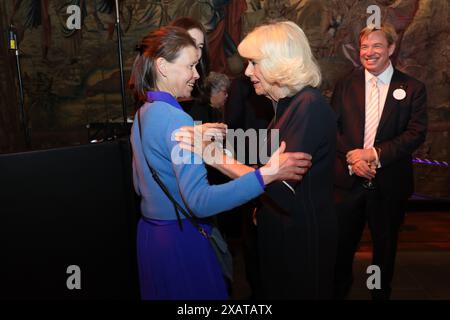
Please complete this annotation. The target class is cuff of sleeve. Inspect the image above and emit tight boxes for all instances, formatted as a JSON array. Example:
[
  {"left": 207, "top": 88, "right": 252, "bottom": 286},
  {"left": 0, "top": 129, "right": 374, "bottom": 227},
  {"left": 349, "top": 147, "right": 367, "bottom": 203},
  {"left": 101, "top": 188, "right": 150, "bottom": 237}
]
[
  {"left": 372, "top": 147, "right": 382, "bottom": 168},
  {"left": 254, "top": 169, "right": 265, "bottom": 190},
  {"left": 348, "top": 164, "right": 354, "bottom": 176}
]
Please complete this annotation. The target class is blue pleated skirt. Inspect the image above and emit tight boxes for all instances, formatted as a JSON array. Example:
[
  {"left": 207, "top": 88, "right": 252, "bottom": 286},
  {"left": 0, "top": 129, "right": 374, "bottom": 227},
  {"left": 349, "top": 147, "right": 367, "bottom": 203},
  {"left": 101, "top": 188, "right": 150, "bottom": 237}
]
[{"left": 137, "top": 217, "right": 228, "bottom": 300}]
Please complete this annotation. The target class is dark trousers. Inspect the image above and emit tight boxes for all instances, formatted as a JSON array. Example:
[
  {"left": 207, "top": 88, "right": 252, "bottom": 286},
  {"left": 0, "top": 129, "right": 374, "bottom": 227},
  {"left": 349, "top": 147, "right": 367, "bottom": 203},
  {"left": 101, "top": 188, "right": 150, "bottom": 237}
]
[{"left": 333, "top": 184, "right": 407, "bottom": 300}]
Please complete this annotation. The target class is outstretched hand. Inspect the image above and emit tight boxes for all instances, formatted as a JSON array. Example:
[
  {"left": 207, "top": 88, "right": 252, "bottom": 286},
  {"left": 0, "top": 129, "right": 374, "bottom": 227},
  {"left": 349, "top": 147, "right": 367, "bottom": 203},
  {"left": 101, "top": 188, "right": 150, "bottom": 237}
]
[{"left": 174, "top": 122, "right": 227, "bottom": 156}]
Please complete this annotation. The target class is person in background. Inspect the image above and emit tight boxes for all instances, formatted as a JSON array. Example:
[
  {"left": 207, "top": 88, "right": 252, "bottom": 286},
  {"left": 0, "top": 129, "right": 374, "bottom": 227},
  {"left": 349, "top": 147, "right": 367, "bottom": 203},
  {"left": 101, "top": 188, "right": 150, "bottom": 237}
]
[
  {"left": 331, "top": 24, "right": 427, "bottom": 300},
  {"left": 189, "top": 71, "right": 230, "bottom": 123},
  {"left": 169, "top": 17, "right": 210, "bottom": 110},
  {"left": 129, "top": 25, "right": 312, "bottom": 300}
]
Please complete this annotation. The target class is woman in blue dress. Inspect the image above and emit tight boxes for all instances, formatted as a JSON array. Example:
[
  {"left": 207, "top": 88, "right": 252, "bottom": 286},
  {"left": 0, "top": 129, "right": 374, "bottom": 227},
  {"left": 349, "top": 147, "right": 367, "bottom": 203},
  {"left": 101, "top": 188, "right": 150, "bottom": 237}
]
[{"left": 129, "top": 26, "right": 312, "bottom": 300}]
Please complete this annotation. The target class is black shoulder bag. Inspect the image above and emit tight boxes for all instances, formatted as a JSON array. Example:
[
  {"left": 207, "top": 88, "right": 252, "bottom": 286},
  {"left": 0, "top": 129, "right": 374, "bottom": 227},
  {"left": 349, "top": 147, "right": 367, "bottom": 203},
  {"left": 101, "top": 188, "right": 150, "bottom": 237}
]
[{"left": 136, "top": 109, "right": 233, "bottom": 282}]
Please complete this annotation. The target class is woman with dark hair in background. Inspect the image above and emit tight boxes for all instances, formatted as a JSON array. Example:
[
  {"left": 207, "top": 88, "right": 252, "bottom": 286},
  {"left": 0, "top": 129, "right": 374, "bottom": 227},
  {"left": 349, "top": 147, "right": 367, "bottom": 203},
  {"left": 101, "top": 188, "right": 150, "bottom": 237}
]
[
  {"left": 129, "top": 25, "right": 311, "bottom": 300},
  {"left": 169, "top": 17, "right": 210, "bottom": 99}
]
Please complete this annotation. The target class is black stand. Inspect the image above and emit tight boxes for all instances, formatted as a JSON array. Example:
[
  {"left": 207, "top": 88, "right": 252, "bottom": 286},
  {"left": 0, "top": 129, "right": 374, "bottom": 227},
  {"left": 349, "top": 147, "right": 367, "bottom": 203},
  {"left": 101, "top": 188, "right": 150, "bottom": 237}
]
[
  {"left": 10, "top": 25, "right": 30, "bottom": 148},
  {"left": 115, "top": 0, "right": 128, "bottom": 127}
]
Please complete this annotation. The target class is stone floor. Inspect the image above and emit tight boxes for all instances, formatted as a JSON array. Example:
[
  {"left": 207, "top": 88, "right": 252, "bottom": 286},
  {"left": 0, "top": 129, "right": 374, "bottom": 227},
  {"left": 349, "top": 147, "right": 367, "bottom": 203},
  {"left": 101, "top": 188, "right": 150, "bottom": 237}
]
[{"left": 228, "top": 210, "right": 450, "bottom": 300}]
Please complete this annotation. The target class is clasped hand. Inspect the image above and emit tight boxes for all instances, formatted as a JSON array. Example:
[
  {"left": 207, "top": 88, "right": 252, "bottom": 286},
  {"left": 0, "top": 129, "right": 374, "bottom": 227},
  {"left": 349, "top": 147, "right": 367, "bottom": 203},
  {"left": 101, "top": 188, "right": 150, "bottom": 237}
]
[{"left": 346, "top": 148, "right": 377, "bottom": 179}]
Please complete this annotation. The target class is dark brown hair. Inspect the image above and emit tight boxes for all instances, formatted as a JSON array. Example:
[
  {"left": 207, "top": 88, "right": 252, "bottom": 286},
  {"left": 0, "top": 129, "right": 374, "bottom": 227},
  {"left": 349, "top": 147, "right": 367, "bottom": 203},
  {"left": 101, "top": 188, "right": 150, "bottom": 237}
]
[
  {"left": 129, "top": 26, "right": 196, "bottom": 103},
  {"left": 169, "top": 17, "right": 210, "bottom": 96}
]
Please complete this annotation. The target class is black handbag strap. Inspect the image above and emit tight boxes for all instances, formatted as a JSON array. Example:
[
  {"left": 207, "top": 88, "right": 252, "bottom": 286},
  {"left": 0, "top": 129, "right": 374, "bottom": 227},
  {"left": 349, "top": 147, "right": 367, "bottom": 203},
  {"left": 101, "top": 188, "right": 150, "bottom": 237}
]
[{"left": 136, "top": 108, "right": 208, "bottom": 238}]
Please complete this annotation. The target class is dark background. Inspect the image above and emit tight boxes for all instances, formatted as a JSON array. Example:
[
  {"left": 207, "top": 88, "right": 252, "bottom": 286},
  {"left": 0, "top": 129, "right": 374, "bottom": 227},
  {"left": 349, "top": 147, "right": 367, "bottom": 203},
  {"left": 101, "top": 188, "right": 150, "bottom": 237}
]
[{"left": 0, "top": 140, "right": 140, "bottom": 299}]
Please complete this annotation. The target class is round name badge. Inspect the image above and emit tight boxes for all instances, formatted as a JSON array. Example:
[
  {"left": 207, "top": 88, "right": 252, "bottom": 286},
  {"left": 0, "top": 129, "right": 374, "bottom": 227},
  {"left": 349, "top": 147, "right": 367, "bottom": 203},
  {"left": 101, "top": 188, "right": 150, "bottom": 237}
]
[{"left": 393, "top": 88, "right": 406, "bottom": 100}]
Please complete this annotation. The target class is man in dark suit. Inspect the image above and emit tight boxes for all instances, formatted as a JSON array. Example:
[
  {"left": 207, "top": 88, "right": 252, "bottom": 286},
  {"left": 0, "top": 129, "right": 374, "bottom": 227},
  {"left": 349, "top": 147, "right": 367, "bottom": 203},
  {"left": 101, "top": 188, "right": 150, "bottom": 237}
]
[{"left": 331, "top": 24, "right": 427, "bottom": 300}]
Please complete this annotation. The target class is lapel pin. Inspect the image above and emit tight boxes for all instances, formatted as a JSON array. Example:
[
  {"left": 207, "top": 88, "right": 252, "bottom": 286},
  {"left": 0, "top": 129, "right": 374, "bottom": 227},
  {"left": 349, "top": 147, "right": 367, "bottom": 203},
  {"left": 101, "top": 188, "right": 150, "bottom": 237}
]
[{"left": 393, "top": 87, "right": 406, "bottom": 100}]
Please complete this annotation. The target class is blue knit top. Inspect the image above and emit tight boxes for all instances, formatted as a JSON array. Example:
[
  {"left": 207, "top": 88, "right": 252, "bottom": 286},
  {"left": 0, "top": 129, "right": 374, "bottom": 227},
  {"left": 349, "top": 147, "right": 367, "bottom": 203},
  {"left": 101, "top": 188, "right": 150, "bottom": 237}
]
[{"left": 130, "top": 91, "right": 265, "bottom": 220}]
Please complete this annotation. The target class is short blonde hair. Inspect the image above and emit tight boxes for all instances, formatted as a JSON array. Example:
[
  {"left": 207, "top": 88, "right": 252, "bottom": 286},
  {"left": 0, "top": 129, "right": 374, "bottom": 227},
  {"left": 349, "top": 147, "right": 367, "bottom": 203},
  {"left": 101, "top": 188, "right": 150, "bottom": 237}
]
[{"left": 237, "top": 20, "right": 321, "bottom": 96}]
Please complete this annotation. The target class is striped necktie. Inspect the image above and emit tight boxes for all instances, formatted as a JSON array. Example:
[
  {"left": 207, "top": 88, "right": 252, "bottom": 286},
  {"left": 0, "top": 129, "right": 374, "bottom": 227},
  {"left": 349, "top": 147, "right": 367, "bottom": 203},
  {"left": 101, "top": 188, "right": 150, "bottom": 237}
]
[{"left": 364, "top": 77, "right": 380, "bottom": 149}]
